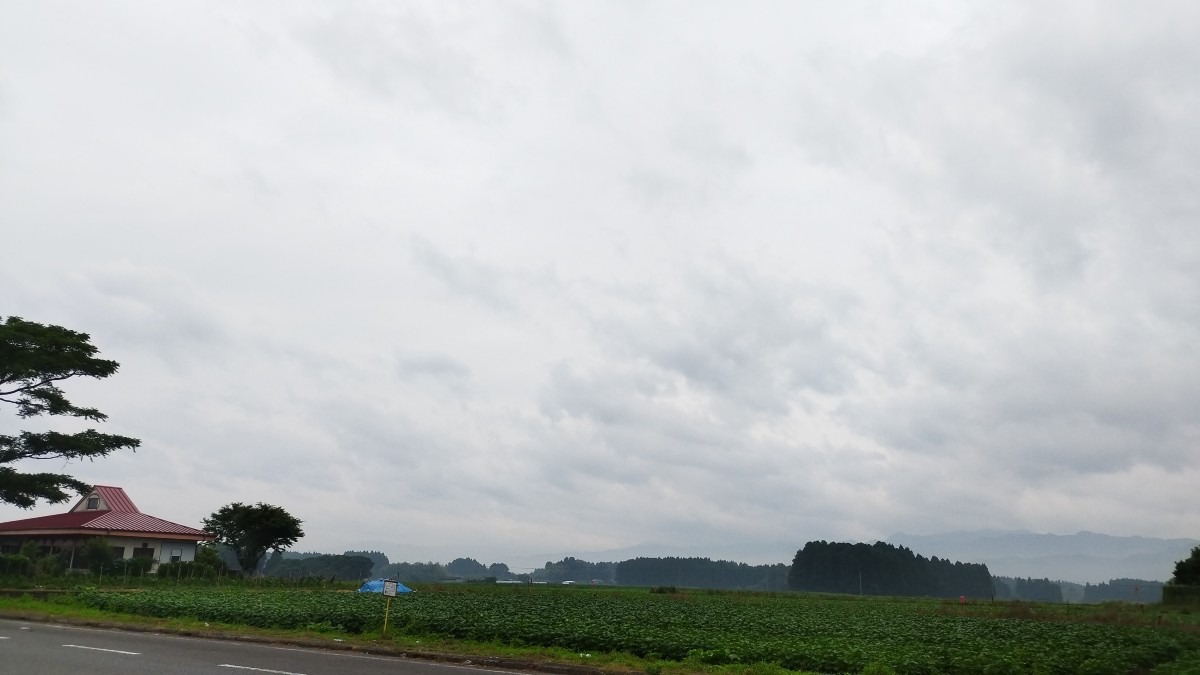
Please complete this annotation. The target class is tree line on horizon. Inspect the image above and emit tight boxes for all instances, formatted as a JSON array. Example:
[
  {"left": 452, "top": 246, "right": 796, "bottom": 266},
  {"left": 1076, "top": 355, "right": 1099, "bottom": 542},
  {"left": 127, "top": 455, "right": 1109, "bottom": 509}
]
[
  {"left": 992, "top": 576, "right": 1063, "bottom": 603},
  {"left": 260, "top": 543, "right": 1179, "bottom": 604},
  {"left": 264, "top": 550, "right": 789, "bottom": 589},
  {"left": 788, "top": 540, "right": 995, "bottom": 599},
  {"left": 269, "top": 542, "right": 988, "bottom": 598}
]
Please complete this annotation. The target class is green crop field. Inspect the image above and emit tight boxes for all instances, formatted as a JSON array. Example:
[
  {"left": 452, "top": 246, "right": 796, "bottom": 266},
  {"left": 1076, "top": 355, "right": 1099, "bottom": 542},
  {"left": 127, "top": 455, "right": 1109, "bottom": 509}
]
[{"left": 76, "top": 585, "right": 1200, "bottom": 674}]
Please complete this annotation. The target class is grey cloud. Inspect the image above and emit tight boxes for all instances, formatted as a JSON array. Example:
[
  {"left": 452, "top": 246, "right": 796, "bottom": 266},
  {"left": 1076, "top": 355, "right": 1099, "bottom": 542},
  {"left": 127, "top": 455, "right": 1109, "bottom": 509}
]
[
  {"left": 3, "top": 265, "right": 231, "bottom": 370},
  {"left": 290, "top": 3, "right": 576, "bottom": 121},
  {"left": 540, "top": 361, "right": 735, "bottom": 458},
  {"left": 409, "top": 237, "right": 516, "bottom": 311},
  {"left": 295, "top": 5, "right": 484, "bottom": 114},
  {"left": 6, "top": 1, "right": 1200, "bottom": 563},
  {"left": 396, "top": 353, "right": 470, "bottom": 380},
  {"left": 586, "top": 258, "right": 863, "bottom": 406},
  {"left": 1000, "top": 7, "right": 1200, "bottom": 172},
  {"left": 625, "top": 124, "right": 754, "bottom": 211},
  {"left": 842, "top": 293, "right": 1200, "bottom": 483}
]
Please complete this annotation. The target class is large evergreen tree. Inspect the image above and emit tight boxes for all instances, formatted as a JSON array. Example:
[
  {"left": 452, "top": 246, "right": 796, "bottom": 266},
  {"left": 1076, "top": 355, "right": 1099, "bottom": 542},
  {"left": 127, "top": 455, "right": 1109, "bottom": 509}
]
[{"left": 0, "top": 316, "right": 141, "bottom": 508}]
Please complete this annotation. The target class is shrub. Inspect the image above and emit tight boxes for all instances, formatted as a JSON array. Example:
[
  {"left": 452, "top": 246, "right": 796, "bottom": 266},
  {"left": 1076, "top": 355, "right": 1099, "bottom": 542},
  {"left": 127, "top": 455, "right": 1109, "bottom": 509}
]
[
  {"left": 0, "top": 553, "right": 33, "bottom": 576},
  {"left": 1163, "top": 585, "right": 1200, "bottom": 607}
]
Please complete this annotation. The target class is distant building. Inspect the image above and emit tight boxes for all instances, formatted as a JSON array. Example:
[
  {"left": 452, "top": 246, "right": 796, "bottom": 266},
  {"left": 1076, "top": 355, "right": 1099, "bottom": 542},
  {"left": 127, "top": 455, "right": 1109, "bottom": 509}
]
[{"left": 0, "top": 485, "right": 213, "bottom": 571}]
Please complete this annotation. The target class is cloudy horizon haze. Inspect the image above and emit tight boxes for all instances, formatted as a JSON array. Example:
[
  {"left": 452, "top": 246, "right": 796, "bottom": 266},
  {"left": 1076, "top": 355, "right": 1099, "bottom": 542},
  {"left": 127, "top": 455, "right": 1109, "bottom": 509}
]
[{"left": 2, "top": 2, "right": 1198, "bottom": 576}]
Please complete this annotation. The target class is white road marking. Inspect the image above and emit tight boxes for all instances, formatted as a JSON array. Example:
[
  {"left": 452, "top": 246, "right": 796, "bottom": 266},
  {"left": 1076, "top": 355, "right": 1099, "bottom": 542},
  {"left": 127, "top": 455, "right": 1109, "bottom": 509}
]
[
  {"left": 253, "top": 646, "right": 517, "bottom": 673},
  {"left": 218, "top": 666, "right": 307, "bottom": 675},
  {"left": 0, "top": 636, "right": 9, "bottom": 639},
  {"left": 63, "top": 644, "right": 140, "bottom": 655}
]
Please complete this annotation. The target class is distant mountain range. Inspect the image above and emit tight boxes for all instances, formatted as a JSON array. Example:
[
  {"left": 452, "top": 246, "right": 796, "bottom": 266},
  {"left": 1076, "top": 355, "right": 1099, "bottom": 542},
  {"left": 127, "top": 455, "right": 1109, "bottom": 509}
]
[{"left": 885, "top": 530, "right": 1198, "bottom": 583}]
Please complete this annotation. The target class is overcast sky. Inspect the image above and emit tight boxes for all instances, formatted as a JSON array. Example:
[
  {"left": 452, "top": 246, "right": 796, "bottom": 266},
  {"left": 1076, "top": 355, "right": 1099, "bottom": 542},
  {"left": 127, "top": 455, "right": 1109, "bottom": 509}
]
[{"left": 2, "top": 1, "right": 1198, "bottom": 568}]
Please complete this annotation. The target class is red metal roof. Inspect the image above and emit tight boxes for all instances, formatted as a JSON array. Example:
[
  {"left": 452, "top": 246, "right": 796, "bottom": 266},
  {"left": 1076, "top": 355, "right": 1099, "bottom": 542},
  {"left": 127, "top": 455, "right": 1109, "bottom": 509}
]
[
  {"left": 87, "top": 512, "right": 210, "bottom": 537},
  {"left": 68, "top": 485, "right": 139, "bottom": 513},
  {"left": 0, "top": 512, "right": 98, "bottom": 530},
  {"left": 0, "top": 486, "right": 211, "bottom": 540},
  {"left": 96, "top": 485, "right": 139, "bottom": 512}
]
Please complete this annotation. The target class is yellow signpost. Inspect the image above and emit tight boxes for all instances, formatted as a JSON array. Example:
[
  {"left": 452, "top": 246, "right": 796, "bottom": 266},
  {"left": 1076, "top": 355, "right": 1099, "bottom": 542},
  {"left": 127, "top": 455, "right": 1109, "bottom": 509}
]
[{"left": 381, "top": 579, "right": 398, "bottom": 637}]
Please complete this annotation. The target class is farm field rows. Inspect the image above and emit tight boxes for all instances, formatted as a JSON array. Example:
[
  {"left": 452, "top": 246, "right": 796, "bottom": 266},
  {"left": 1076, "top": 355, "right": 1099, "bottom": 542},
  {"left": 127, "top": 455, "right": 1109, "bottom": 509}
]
[{"left": 77, "top": 586, "right": 1200, "bottom": 674}]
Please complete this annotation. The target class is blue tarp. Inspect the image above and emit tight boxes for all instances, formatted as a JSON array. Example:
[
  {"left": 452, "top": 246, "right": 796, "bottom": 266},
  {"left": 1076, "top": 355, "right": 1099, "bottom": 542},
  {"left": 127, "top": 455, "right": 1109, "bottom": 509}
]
[{"left": 357, "top": 579, "right": 413, "bottom": 594}]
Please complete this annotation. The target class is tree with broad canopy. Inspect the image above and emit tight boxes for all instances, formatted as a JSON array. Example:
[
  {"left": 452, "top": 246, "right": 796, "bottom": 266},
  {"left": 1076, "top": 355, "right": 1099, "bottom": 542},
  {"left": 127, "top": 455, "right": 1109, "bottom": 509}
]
[
  {"left": 0, "top": 316, "right": 141, "bottom": 508},
  {"left": 203, "top": 502, "right": 304, "bottom": 575}
]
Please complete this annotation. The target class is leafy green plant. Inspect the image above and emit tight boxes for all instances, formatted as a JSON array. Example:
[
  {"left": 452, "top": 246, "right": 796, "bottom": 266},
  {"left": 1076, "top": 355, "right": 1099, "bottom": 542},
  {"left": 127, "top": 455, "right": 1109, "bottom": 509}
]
[{"left": 69, "top": 585, "right": 1200, "bottom": 674}]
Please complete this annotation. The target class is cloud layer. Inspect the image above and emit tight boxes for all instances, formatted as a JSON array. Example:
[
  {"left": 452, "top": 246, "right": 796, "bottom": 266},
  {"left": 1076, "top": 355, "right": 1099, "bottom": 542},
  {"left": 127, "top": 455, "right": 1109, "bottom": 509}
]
[{"left": 2, "top": 1, "right": 1197, "bottom": 569}]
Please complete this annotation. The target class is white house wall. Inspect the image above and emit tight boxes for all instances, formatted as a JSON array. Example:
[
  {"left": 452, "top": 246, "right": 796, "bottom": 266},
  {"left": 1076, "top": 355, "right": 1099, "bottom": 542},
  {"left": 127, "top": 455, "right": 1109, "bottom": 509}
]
[
  {"left": 105, "top": 537, "right": 199, "bottom": 564},
  {"left": 158, "top": 540, "right": 199, "bottom": 564}
]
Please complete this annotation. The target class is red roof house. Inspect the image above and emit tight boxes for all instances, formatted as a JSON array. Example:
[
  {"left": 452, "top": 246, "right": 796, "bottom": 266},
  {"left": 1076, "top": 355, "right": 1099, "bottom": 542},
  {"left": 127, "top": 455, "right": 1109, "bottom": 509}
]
[{"left": 0, "top": 485, "right": 213, "bottom": 570}]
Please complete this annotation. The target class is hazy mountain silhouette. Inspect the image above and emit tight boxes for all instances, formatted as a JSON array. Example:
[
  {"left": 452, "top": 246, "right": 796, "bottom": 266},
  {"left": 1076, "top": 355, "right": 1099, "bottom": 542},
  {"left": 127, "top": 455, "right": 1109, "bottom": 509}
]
[{"left": 886, "top": 530, "right": 1197, "bottom": 583}]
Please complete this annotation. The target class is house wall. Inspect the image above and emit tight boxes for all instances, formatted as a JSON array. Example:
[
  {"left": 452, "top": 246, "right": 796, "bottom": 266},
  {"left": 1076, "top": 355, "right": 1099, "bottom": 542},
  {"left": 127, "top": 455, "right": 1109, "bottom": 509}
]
[
  {"left": 0, "top": 535, "right": 201, "bottom": 568},
  {"left": 158, "top": 540, "right": 198, "bottom": 564},
  {"left": 106, "top": 536, "right": 158, "bottom": 561},
  {"left": 104, "top": 537, "right": 199, "bottom": 564}
]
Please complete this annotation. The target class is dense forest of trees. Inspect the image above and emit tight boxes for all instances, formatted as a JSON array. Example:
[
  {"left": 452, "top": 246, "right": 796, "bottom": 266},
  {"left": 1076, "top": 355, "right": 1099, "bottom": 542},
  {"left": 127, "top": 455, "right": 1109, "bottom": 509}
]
[
  {"left": 539, "top": 557, "right": 617, "bottom": 584},
  {"left": 445, "top": 557, "right": 488, "bottom": 578},
  {"left": 343, "top": 550, "right": 389, "bottom": 577},
  {"left": 436, "top": 558, "right": 520, "bottom": 581},
  {"left": 255, "top": 544, "right": 1165, "bottom": 603},
  {"left": 264, "top": 550, "right": 389, "bottom": 580},
  {"left": 1083, "top": 579, "right": 1163, "bottom": 603},
  {"left": 377, "top": 561, "right": 448, "bottom": 583},
  {"left": 992, "top": 576, "right": 1064, "bottom": 603},
  {"left": 788, "top": 541, "right": 994, "bottom": 598},
  {"left": 262, "top": 553, "right": 373, "bottom": 580},
  {"left": 615, "top": 557, "right": 788, "bottom": 590}
]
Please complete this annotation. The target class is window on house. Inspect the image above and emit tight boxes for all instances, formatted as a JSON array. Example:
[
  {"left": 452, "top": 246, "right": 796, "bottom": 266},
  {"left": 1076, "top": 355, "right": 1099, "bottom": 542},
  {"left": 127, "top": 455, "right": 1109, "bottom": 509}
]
[
  {"left": 171, "top": 549, "right": 182, "bottom": 563},
  {"left": 110, "top": 546, "right": 125, "bottom": 559},
  {"left": 131, "top": 547, "right": 155, "bottom": 559},
  {"left": 86, "top": 496, "right": 99, "bottom": 510}
]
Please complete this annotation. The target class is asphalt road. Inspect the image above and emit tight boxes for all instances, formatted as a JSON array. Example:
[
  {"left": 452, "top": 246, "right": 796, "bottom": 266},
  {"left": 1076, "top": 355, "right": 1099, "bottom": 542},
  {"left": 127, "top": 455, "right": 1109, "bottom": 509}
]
[{"left": 0, "top": 618, "right": 530, "bottom": 675}]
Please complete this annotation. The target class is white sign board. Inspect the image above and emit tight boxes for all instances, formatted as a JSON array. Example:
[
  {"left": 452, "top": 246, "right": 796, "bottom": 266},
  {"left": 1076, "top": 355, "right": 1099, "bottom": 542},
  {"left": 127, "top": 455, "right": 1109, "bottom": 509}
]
[{"left": 382, "top": 579, "right": 399, "bottom": 597}]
